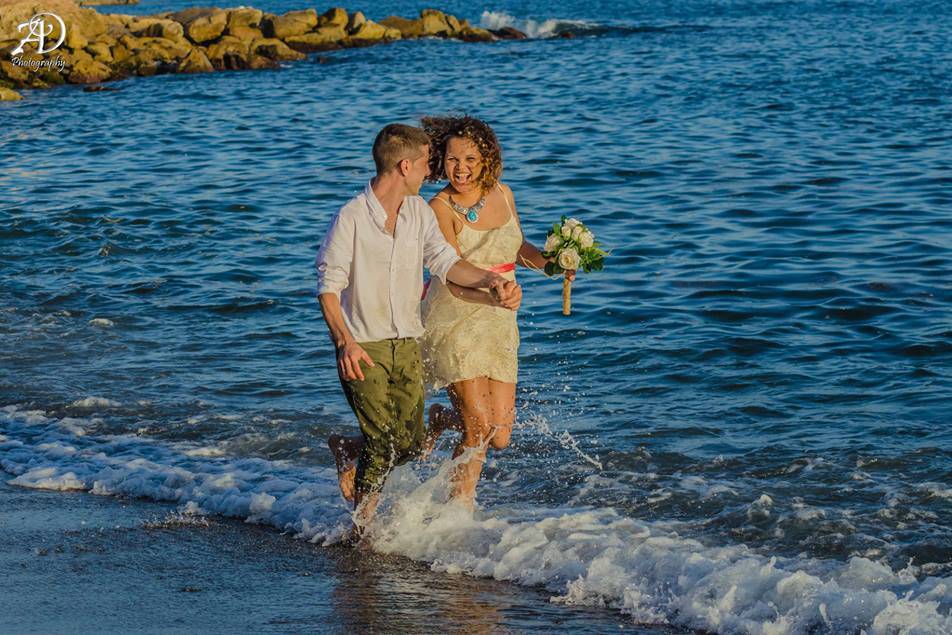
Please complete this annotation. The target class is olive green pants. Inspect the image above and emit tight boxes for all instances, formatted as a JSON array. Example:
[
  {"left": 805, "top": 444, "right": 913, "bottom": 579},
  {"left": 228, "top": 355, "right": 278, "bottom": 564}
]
[{"left": 340, "top": 338, "right": 425, "bottom": 496}]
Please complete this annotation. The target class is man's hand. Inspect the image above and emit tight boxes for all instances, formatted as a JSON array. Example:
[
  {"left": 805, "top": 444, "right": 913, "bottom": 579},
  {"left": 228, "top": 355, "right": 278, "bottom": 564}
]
[
  {"left": 337, "top": 341, "right": 374, "bottom": 381},
  {"left": 490, "top": 279, "right": 522, "bottom": 311}
]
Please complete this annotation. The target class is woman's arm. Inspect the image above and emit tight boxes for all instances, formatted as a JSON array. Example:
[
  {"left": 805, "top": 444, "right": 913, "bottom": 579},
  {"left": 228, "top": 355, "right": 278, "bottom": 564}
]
[
  {"left": 446, "top": 281, "right": 500, "bottom": 306},
  {"left": 501, "top": 184, "right": 576, "bottom": 281}
]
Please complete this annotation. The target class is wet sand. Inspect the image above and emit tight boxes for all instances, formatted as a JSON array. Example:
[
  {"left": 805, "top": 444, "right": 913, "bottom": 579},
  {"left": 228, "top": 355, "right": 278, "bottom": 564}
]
[{"left": 0, "top": 481, "right": 681, "bottom": 634}]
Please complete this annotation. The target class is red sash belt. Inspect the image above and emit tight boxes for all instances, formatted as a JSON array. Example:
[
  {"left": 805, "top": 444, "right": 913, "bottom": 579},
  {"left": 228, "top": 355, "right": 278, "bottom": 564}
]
[{"left": 422, "top": 262, "right": 516, "bottom": 299}]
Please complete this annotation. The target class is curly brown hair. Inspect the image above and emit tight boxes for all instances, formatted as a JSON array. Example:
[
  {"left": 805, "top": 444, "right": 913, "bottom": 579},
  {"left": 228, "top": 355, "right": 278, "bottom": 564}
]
[{"left": 421, "top": 115, "right": 503, "bottom": 192}]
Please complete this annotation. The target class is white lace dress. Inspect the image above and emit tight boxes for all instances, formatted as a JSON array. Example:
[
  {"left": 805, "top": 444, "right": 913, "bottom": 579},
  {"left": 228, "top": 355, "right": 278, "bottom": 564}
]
[{"left": 419, "top": 193, "right": 524, "bottom": 390}]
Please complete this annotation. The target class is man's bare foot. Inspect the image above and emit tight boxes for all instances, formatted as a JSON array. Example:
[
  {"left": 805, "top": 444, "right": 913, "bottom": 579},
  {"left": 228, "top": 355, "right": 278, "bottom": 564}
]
[
  {"left": 328, "top": 433, "right": 356, "bottom": 502},
  {"left": 422, "top": 404, "right": 458, "bottom": 457}
]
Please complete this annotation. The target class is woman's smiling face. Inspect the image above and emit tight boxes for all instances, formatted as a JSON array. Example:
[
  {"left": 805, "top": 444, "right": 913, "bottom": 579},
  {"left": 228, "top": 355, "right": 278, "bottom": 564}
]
[{"left": 443, "top": 136, "right": 483, "bottom": 194}]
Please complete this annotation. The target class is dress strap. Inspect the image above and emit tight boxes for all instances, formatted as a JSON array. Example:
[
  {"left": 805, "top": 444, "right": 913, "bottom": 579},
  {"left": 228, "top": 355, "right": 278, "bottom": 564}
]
[{"left": 496, "top": 183, "right": 514, "bottom": 217}]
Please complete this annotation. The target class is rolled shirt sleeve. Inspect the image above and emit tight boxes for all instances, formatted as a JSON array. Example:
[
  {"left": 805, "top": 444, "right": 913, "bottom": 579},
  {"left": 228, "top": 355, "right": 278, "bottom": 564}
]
[
  {"left": 315, "top": 210, "right": 355, "bottom": 297},
  {"left": 421, "top": 206, "right": 461, "bottom": 284}
]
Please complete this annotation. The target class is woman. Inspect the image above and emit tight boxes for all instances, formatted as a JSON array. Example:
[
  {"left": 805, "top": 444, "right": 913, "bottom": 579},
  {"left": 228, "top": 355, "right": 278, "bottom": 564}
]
[
  {"left": 417, "top": 115, "right": 572, "bottom": 506},
  {"left": 328, "top": 116, "right": 572, "bottom": 506}
]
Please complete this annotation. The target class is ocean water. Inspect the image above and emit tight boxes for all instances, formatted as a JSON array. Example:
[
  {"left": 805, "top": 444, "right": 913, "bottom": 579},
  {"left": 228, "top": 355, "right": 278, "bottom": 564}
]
[{"left": 1, "top": 0, "right": 950, "bottom": 632}]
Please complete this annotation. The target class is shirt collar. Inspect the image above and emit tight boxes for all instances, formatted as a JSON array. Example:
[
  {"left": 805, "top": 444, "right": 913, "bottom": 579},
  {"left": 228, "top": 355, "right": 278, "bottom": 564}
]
[
  {"left": 364, "top": 180, "right": 388, "bottom": 232},
  {"left": 365, "top": 180, "right": 414, "bottom": 233}
]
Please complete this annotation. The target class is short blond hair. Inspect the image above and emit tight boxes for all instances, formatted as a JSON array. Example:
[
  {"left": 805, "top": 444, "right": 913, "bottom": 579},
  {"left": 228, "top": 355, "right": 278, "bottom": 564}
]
[{"left": 372, "top": 124, "right": 430, "bottom": 175}]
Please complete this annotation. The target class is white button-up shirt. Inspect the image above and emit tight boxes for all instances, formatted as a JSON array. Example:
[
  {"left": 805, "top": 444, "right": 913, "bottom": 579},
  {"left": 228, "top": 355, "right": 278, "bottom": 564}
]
[{"left": 316, "top": 181, "right": 461, "bottom": 343}]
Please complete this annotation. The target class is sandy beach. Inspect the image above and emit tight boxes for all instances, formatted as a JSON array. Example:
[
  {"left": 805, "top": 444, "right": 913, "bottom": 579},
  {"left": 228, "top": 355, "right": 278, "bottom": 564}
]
[{"left": 0, "top": 480, "right": 673, "bottom": 633}]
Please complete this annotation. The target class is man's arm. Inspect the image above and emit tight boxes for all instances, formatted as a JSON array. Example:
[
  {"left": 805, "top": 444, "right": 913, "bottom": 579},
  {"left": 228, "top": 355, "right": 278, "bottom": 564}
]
[
  {"left": 421, "top": 202, "right": 522, "bottom": 309},
  {"left": 315, "top": 211, "right": 373, "bottom": 382},
  {"left": 447, "top": 261, "right": 522, "bottom": 311},
  {"left": 318, "top": 293, "right": 374, "bottom": 382}
]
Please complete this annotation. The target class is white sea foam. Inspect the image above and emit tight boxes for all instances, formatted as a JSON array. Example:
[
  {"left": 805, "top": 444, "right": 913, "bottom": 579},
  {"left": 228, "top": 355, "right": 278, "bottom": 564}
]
[
  {"left": 1, "top": 405, "right": 950, "bottom": 634},
  {"left": 918, "top": 483, "right": 952, "bottom": 500},
  {"left": 479, "top": 11, "right": 589, "bottom": 39},
  {"left": 88, "top": 318, "right": 115, "bottom": 328},
  {"left": 69, "top": 396, "right": 121, "bottom": 410}
]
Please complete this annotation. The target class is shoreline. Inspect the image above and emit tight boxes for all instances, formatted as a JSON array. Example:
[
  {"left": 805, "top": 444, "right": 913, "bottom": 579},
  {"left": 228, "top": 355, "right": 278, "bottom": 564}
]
[
  {"left": 0, "top": 1, "right": 530, "bottom": 101},
  {"left": 0, "top": 479, "right": 662, "bottom": 633}
]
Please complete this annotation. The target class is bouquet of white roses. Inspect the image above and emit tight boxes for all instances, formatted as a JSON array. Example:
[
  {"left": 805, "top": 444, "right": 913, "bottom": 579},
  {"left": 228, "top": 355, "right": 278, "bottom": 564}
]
[{"left": 541, "top": 216, "right": 607, "bottom": 315}]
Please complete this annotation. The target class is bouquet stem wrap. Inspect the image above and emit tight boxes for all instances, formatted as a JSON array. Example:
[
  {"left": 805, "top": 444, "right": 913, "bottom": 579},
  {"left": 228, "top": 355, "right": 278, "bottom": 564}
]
[{"left": 562, "top": 276, "right": 572, "bottom": 315}]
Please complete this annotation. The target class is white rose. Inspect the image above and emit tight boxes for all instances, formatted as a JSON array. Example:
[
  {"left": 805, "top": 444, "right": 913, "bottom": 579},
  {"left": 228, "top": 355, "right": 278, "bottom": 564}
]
[
  {"left": 565, "top": 218, "right": 580, "bottom": 229},
  {"left": 544, "top": 233, "right": 562, "bottom": 252},
  {"left": 579, "top": 230, "right": 594, "bottom": 248},
  {"left": 560, "top": 223, "right": 573, "bottom": 238},
  {"left": 558, "top": 247, "right": 580, "bottom": 270},
  {"left": 572, "top": 225, "right": 584, "bottom": 240}
]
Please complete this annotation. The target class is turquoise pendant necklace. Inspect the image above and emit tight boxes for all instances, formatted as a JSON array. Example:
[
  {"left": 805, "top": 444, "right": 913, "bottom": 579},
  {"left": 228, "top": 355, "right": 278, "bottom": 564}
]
[{"left": 449, "top": 194, "right": 486, "bottom": 223}]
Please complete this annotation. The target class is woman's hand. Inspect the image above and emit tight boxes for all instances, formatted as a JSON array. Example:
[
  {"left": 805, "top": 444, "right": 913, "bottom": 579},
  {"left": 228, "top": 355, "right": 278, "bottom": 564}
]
[
  {"left": 564, "top": 269, "right": 576, "bottom": 282},
  {"left": 492, "top": 280, "right": 522, "bottom": 311}
]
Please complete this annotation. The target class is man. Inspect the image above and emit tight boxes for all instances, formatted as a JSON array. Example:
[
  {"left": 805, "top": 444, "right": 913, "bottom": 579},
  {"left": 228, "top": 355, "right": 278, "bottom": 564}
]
[{"left": 316, "top": 123, "right": 521, "bottom": 536}]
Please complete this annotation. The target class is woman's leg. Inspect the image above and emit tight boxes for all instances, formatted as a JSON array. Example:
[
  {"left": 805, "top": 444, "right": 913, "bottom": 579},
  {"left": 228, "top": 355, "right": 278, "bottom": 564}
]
[
  {"left": 423, "top": 399, "right": 464, "bottom": 455},
  {"left": 447, "top": 377, "right": 493, "bottom": 506},
  {"left": 487, "top": 379, "right": 516, "bottom": 450}
]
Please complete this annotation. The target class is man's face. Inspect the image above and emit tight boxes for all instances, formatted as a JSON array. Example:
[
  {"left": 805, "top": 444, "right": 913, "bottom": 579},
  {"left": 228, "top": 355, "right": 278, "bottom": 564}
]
[{"left": 405, "top": 145, "right": 430, "bottom": 195}]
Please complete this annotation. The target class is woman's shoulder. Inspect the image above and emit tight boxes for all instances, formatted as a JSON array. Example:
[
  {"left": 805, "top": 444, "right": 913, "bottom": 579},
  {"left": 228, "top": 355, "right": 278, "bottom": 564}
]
[
  {"left": 427, "top": 190, "right": 463, "bottom": 232},
  {"left": 495, "top": 182, "right": 515, "bottom": 205},
  {"left": 428, "top": 190, "right": 452, "bottom": 208}
]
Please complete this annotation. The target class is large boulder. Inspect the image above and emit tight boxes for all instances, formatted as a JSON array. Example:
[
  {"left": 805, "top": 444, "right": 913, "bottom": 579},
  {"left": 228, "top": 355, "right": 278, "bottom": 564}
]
[
  {"left": 319, "top": 7, "right": 347, "bottom": 28},
  {"left": 66, "top": 51, "right": 112, "bottom": 83},
  {"left": 0, "top": 0, "right": 112, "bottom": 55},
  {"left": 177, "top": 47, "right": 212, "bottom": 72},
  {"left": 135, "top": 35, "right": 191, "bottom": 59},
  {"left": 379, "top": 16, "right": 419, "bottom": 38},
  {"left": 204, "top": 34, "right": 251, "bottom": 69},
  {"left": 457, "top": 25, "right": 494, "bottom": 42},
  {"left": 0, "top": 58, "right": 31, "bottom": 84},
  {"left": 0, "top": 86, "right": 24, "bottom": 100},
  {"left": 228, "top": 25, "right": 262, "bottom": 40},
  {"left": 128, "top": 17, "right": 184, "bottom": 40},
  {"left": 169, "top": 8, "right": 227, "bottom": 44},
  {"left": 347, "top": 20, "right": 400, "bottom": 43},
  {"left": 284, "top": 25, "right": 345, "bottom": 52},
  {"left": 261, "top": 9, "right": 317, "bottom": 39},
  {"left": 346, "top": 10, "right": 365, "bottom": 33},
  {"left": 379, "top": 10, "right": 459, "bottom": 39},
  {"left": 112, "top": 34, "right": 188, "bottom": 76},
  {"left": 422, "top": 9, "right": 459, "bottom": 32},
  {"left": 226, "top": 7, "right": 262, "bottom": 30},
  {"left": 250, "top": 37, "right": 305, "bottom": 61},
  {"left": 85, "top": 39, "right": 114, "bottom": 62},
  {"left": 490, "top": 26, "right": 528, "bottom": 40},
  {"left": 109, "top": 41, "right": 130, "bottom": 65}
]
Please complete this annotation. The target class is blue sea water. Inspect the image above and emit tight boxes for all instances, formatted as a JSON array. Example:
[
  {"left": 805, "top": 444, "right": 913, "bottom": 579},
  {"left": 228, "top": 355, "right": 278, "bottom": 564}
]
[{"left": 1, "top": 0, "right": 950, "bottom": 632}]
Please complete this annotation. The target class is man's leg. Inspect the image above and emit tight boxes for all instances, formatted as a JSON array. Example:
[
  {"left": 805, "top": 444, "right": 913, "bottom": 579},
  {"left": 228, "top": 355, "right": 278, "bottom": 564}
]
[
  {"left": 339, "top": 340, "right": 395, "bottom": 531},
  {"left": 388, "top": 338, "right": 427, "bottom": 461},
  {"left": 327, "top": 434, "right": 363, "bottom": 502}
]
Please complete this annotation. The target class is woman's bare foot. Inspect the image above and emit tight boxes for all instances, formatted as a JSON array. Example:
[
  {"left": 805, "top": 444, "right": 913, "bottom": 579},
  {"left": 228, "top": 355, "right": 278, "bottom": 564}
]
[
  {"left": 328, "top": 433, "right": 357, "bottom": 502},
  {"left": 422, "top": 403, "right": 461, "bottom": 457}
]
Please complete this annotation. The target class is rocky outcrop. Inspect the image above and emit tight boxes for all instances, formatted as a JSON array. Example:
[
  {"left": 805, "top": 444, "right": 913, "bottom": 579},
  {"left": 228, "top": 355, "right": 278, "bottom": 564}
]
[
  {"left": 378, "top": 9, "right": 493, "bottom": 41},
  {"left": 490, "top": 26, "right": 529, "bottom": 40},
  {"left": 0, "top": 2, "right": 526, "bottom": 99},
  {"left": 77, "top": 0, "right": 138, "bottom": 5},
  {"left": 0, "top": 85, "right": 22, "bottom": 99}
]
